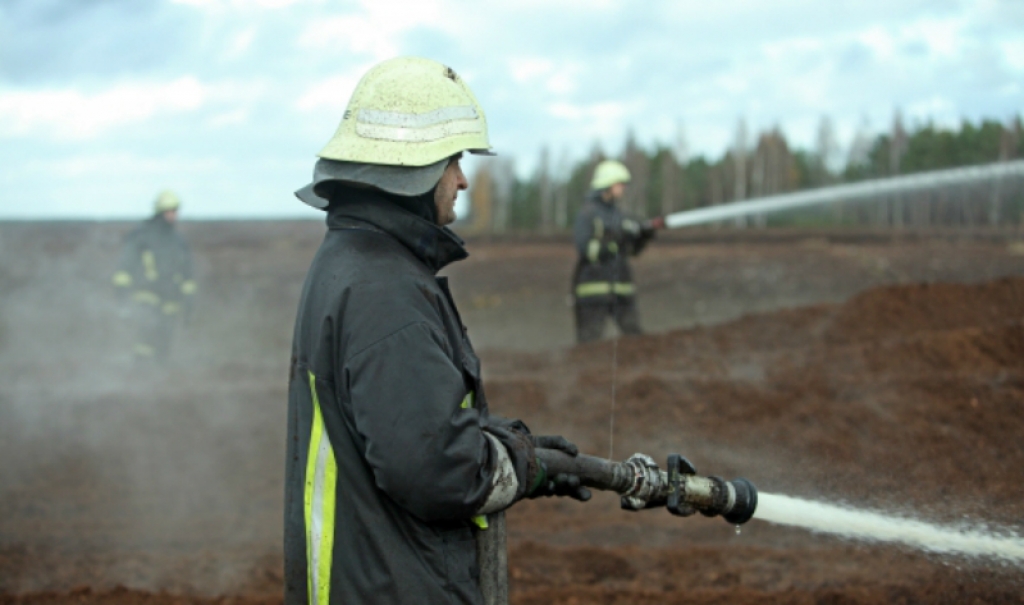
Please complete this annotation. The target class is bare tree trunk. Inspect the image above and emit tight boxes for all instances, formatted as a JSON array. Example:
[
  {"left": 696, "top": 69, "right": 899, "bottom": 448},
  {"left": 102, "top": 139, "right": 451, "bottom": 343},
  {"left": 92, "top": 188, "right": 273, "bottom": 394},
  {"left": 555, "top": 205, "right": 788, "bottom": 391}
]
[
  {"left": 733, "top": 118, "right": 747, "bottom": 228},
  {"left": 554, "top": 148, "right": 570, "bottom": 230},
  {"left": 536, "top": 146, "right": 552, "bottom": 233},
  {"left": 889, "top": 110, "right": 907, "bottom": 229},
  {"left": 751, "top": 143, "right": 766, "bottom": 228},
  {"left": 660, "top": 151, "right": 676, "bottom": 217}
]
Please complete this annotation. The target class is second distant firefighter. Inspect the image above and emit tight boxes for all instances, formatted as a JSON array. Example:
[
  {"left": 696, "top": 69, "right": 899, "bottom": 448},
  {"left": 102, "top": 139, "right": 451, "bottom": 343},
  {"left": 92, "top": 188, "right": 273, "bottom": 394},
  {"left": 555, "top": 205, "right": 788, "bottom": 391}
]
[
  {"left": 112, "top": 190, "right": 196, "bottom": 361},
  {"left": 571, "top": 160, "right": 661, "bottom": 344}
]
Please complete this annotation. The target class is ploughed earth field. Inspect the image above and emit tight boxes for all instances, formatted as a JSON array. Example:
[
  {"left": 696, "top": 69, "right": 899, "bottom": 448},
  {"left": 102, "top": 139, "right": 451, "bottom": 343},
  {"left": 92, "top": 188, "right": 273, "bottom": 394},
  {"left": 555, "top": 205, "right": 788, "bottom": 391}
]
[{"left": 1, "top": 220, "right": 1023, "bottom": 604}]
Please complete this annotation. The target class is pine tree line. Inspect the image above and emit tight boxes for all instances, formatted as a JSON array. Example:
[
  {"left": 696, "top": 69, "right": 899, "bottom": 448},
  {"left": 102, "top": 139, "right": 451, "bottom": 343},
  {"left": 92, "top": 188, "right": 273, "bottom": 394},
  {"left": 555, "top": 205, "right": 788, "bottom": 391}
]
[{"left": 466, "top": 114, "right": 1024, "bottom": 233}]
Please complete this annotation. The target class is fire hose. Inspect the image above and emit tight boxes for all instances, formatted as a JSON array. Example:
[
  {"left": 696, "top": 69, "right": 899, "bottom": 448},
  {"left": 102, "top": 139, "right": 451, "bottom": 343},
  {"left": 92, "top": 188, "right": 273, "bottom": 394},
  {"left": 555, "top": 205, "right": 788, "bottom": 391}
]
[
  {"left": 536, "top": 449, "right": 757, "bottom": 523},
  {"left": 477, "top": 449, "right": 758, "bottom": 605}
]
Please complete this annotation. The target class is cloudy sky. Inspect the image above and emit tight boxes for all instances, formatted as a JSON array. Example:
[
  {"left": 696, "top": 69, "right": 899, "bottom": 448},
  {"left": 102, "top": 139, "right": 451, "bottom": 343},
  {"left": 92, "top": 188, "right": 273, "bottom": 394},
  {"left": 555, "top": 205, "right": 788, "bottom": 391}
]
[{"left": 0, "top": 0, "right": 1021, "bottom": 219}]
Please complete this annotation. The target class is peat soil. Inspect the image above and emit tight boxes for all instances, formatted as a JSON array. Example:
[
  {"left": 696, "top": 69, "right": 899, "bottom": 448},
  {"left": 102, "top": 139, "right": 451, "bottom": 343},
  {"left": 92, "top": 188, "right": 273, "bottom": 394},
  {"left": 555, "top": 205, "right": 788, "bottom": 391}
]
[{"left": 1, "top": 222, "right": 1023, "bottom": 604}]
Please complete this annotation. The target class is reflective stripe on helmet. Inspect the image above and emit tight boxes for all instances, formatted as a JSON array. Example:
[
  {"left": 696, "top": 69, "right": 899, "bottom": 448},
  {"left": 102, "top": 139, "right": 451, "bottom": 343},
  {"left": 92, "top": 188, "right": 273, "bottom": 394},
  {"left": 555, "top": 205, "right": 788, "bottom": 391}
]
[
  {"left": 357, "top": 105, "right": 479, "bottom": 128},
  {"left": 355, "top": 118, "right": 484, "bottom": 143}
]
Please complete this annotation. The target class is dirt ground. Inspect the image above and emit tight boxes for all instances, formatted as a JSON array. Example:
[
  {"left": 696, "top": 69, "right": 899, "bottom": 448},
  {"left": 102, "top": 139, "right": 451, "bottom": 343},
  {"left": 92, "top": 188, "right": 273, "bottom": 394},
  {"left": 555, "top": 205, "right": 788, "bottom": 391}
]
[{"left": 1, "top": 221, "right": 1023, "bottom": 604}]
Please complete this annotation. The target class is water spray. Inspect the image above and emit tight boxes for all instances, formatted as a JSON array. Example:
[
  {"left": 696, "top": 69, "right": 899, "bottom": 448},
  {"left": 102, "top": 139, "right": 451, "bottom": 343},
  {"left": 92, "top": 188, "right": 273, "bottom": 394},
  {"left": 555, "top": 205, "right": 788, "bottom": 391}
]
[
  {"left": 536, "top": 449, "right": 1024, "bottom": 562},
  {"left": 755, "top": 493, "right": 1024, "bottom": 563},
  {"left": 536, "top": 449, "right": 757, "bottom": 524}
]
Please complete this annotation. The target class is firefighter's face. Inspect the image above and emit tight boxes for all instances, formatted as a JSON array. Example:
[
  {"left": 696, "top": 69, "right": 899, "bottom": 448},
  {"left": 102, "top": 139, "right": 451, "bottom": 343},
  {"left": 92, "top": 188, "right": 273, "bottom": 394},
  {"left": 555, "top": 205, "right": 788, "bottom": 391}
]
[
  {"left": 609, "top": 182, "right": 626, "bottom": 201},
  {"left": 163, "top": 209, "right": 179, "bottom": 223},
  {"left": 433, "top": 155, "right": 467, "bottom": 226}
]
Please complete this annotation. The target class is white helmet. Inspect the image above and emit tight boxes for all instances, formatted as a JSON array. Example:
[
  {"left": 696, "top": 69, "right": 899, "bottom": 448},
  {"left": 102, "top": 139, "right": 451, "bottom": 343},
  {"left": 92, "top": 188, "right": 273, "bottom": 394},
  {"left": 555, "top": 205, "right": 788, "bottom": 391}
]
[
  {"left": 296, "top": 57, "right": 494, "bottom": 208},
  {"left": 153, "top": 190, "right": 181, "bottom": 213},
  {"left": 318, "top": 56, "right": 493, "bottom": 167},
  {"left": 590, "top": 160, "right": 631, "bottom": 190}
]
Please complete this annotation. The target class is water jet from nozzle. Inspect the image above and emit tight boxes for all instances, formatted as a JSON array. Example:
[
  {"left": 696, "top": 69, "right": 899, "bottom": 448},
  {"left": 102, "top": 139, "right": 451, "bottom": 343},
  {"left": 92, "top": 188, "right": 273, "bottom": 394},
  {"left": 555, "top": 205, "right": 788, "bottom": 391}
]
[{"left": 755, "top": 493, "right": 1024, "bottom": 562}]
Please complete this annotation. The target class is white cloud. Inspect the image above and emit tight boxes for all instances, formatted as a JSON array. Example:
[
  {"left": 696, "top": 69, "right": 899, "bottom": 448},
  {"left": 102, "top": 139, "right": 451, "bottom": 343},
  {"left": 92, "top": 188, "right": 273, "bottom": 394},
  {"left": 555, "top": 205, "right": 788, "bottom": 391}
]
[
  {"left": 1002, "top": 40, "right": 1024, "bottom": 71},
  {"left": 172, "top": 0, "right": 312, "bottom": 10},
  {"left": 296, "top": 0, "right": 449, "bottom": 59},
  {"left": 509, "top": 58, "right": 555, "bottom": 83},
  {"left": 294, "top": 71, "right": 368, "bottom": 112},
  {"left": 207, "top": 108, "right": 250, "bottom": 128},
  {"left": 224, "top": 27, "right": 258, "bottom": 60},
  {"left": 0, "top": 77, "right": 207, "bottom": 140}
]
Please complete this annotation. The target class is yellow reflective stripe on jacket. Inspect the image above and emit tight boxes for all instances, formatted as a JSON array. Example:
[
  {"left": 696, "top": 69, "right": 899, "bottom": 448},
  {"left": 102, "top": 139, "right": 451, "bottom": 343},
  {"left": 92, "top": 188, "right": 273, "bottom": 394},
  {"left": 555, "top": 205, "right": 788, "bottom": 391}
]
[
  {"left": 471, "top": 515, "right": 489, "bottom": 529},
  {"left": 161, "top": 301, "right": 181, "bottom": 315},
  {"left": 575, "top": 282, "right": 636, "bottom": 297},
  {"left": 132, "top": 290, "right": 161, "bottom": 305},
  {"left": 459, "top": 391, "right": 489, "bottom": 530},
  {"left": 112, "top": 271, "right": 133, "bottom": 287},
  {"left": 305, "top": 371, "right": 337, "bottom": 605},
  {"left": 586, "top": 239, "right": 601, "bottom": 263},
  {"left": 180, "top": 279, "right": 197, "bottom": 295},
  {"left": 141, "top": 250, "right": 159, "bottom": 281}
]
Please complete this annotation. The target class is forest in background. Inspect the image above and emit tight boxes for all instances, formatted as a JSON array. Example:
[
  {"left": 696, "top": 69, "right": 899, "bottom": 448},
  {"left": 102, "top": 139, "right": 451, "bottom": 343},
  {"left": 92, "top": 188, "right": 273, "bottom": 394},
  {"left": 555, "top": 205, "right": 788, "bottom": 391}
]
[{"left": 467, "top": 113, "right": 1024, "bottom": 233}]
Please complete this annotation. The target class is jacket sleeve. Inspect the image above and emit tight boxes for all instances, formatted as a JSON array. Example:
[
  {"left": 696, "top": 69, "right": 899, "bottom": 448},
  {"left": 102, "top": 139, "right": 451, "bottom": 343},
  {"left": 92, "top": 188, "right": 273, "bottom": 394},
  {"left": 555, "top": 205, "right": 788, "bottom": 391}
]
[
  {"left": 343, "top": 321, "right": 507, "bottom": 522},
  {"left": 619, "top": 214, "right": 654, "bottom": 256}
]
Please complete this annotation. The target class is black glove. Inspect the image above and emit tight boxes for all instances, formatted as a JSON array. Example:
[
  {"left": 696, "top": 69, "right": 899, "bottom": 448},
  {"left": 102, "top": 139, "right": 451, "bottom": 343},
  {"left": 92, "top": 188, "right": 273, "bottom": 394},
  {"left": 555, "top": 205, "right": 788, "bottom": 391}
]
[
  {"left": 531, "top": 434, "right": 578, "bottom": 456},
  {"left": 645, "top": 216, "right": 666, "bottom": 231},
  {"left": 527, "top": 434, "right": 591, "bottom": 502},
  {"left": 528, "top": 462, "right": 592, "bottom": 502}
]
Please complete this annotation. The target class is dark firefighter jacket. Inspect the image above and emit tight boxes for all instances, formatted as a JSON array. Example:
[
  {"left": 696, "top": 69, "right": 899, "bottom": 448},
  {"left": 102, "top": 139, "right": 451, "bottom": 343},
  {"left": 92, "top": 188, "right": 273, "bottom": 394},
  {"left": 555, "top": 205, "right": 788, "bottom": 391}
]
[
  {"left": 571, "top": 192, "right": 653, "bottom": 303},
  {"left": 112, "top": 215, "right": 195, "bottom": 313},
  {"left": 285, "top": 189, "right": 526, "bottom": 605}
]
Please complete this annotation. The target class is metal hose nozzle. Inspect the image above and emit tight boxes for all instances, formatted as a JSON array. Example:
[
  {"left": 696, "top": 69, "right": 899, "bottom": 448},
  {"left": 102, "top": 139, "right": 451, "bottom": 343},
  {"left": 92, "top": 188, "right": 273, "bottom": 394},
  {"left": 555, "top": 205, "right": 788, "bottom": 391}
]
[{"left": 536, "top": 448, "right": 758, "bottom": 525}]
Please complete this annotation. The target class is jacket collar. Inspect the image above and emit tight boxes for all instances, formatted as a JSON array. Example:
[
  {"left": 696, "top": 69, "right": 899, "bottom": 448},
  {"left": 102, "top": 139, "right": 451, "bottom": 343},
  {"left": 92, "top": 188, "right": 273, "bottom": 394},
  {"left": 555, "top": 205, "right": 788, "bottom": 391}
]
[
  {"left": 325, "top": 188, "right": 468, "bottom": 274},
  {"left": 588, "top": 190, "right": 615, "bottom": 210}
]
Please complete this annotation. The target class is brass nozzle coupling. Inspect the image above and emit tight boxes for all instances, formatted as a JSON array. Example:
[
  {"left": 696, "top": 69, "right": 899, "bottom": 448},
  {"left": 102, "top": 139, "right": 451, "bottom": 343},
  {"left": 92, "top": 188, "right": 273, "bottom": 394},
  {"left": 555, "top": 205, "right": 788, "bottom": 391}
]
[
  {"left": 665, "top": 454, "right": 758, "bottom": 524},
  {"left": 620, "top": 453, "right": 664, "bottom": 510}
]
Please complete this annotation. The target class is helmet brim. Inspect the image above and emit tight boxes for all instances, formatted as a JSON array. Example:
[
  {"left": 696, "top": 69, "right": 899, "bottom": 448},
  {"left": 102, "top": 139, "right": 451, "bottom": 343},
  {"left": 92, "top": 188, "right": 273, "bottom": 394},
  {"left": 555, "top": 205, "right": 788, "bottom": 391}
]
[{"left": 295, "top": 157, "right": 451, "bottom": 209}]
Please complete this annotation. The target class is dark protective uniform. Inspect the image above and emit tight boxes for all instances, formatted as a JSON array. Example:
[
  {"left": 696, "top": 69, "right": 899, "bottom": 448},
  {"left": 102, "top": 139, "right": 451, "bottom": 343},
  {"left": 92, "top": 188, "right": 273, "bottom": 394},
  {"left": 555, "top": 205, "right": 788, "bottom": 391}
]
[
  {"left": 112, "top": 214, "right": 195, "bottom": 359},
  {"left": 571, "top": 192, "right": 654, "bottom": 344},
  {"left": 285, "top": 189, "right": 533, "bottom": 605}
]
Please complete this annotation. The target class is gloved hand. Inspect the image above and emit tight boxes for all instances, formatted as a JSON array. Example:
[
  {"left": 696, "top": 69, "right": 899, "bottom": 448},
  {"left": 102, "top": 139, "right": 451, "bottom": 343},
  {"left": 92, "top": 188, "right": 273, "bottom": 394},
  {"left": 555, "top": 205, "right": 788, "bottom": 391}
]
[
  {"left": 527, "top": 434, "right": 591, "bottom": 502},
  {"left": 484, "top": 420, "right": 590, "bottom": 503},
  {"left": 528, "top": 461, "right": 592, "bottom": 501},
  {"left": 645, "top": 216, "right": 666, "bottom": 231},
  {"left": 531, "top": 434, "right": 578, "bottom": 456}
]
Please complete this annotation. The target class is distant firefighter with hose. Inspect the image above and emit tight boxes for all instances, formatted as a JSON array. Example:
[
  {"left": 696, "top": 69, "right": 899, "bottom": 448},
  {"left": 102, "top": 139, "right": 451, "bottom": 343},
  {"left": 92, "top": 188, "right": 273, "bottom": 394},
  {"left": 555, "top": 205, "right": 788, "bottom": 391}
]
[
  {"left": 111, "top": 190, "right": 196, "bottom": 361},
  {"left": 571, "top": 160, "right": 663, "bottom": 344}
]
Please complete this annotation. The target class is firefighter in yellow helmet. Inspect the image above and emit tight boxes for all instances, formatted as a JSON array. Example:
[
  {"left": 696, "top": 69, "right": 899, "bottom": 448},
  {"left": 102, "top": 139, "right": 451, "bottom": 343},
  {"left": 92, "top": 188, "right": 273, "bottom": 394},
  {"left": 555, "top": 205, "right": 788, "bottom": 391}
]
[
  {"left": 571, "top": 160, "right": 663, "bottom": 344},
  {"left": 111, "top": 190, "right": 196, "bottom": 361},
  {"left": 286, "top": 57, "right": 588, "bottom": 605}
]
